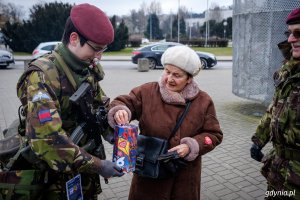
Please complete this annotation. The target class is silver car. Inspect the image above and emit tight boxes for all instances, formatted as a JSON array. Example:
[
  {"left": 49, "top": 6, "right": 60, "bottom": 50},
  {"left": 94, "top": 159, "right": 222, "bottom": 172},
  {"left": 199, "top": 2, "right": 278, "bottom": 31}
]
[
  {"left": 0, "top": 49, "right": 14, "bottom": 68},
  {"left": 32, "top": 41, "right": 61, "bottom": 59}
]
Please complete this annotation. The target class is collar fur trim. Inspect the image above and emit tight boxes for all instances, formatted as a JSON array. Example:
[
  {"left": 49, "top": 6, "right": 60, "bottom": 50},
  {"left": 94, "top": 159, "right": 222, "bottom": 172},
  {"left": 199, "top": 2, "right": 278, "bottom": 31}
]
[{"left": 158, "top": 77, "right": 200, "bottom": 104}]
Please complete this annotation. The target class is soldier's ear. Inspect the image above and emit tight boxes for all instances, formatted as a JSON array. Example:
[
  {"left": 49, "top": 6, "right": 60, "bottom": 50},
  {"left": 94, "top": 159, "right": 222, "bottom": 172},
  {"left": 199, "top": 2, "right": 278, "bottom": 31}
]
[{"left": 69, "top": 32, "right": 80, "bottom": 47}]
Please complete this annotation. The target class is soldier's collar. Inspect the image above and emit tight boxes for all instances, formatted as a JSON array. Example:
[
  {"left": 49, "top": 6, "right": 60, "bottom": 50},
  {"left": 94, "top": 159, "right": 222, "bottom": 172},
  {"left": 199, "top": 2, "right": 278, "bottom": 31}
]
[{"left": 57, "top": 44, "right": 89, "bottom": 75}]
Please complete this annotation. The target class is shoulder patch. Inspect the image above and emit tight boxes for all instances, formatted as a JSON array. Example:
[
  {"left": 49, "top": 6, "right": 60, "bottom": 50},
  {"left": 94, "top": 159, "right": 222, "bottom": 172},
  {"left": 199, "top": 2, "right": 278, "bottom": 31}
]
[
  {"left": 38, "top": 109, "right": 52, "bottom": 124},
  {"left": 32, "top": 91, "right": 51, "bottom": 102}
]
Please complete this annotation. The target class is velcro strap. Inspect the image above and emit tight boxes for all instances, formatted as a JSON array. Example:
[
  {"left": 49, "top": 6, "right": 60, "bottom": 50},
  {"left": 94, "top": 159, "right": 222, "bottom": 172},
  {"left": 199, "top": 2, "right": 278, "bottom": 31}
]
[
  {"left": 0, "top": 170, "right": 45, "bottom": 185},
  {"left": 0, "top": 182, "right": 42, "bottom": 190},
  {"left": 275, "top": 144, "right": 300, "bottom": 160},
  {"left": 296, "top": 96, "right": 300, "bottom": 126}
]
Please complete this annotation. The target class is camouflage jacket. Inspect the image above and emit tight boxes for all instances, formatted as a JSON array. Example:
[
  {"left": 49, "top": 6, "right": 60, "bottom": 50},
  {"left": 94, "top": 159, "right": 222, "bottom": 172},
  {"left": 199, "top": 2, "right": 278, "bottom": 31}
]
[
  {"left": 252, "top": 58, "right": 300, "bottom": 193},
  {"left": 16, "top": 44, "right": 106, "bottom": 174},
  {"left": 252, "top": 59, "right": 300, "bottom": 149}
]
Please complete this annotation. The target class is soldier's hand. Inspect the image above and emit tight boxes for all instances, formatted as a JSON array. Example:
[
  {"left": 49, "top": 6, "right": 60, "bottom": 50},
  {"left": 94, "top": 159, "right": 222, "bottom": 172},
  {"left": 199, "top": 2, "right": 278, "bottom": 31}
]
[
  {"left": 250, "top": 144, "right": 264, "bottom": 162},
  {"left": 99, "top": 160, "right": 124, "bottom": 178}
]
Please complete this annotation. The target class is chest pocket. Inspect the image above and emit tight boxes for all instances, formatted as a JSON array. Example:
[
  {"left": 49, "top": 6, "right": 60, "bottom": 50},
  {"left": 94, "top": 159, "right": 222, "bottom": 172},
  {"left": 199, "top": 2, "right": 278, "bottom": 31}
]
[
  {"left": 287, "top": 85, "right": 300, "bottom": 126},
  {"left": 271, "top": 81, "right": 300, "bottom": 143},
  {"left": 273, "top": 85, "right": 300, "bottom": 145}
]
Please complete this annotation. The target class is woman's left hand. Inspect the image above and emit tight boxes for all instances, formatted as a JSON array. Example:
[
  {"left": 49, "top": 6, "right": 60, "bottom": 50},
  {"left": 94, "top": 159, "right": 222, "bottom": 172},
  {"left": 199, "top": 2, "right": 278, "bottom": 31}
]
[{"left": 168, "top": 144, "right": 190, "bottom": 158}]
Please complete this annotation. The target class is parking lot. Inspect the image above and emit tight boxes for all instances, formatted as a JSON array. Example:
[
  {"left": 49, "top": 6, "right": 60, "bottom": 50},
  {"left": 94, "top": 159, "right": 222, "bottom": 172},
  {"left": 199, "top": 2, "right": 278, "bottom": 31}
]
[{"left": 0, "top": 60, "right": 268, "bottom": 200}]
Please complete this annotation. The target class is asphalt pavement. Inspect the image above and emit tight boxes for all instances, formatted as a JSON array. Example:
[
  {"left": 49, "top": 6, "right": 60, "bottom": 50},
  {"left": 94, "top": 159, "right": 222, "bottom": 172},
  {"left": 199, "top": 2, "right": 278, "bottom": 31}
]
[{"left": 0, "top": 59, "right": 269, "bottom": 200}]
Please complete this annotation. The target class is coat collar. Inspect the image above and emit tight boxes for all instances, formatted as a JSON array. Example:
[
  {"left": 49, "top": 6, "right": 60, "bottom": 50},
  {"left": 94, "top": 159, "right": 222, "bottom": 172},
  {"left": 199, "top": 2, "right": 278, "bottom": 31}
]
[{"left": 158, "top": 76, "right": 200, "bottom": 104}]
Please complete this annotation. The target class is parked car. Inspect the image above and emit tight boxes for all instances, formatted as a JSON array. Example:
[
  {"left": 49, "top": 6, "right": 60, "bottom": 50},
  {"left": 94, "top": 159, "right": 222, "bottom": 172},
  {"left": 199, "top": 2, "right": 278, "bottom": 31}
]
[
  {"left": 32, "top": 41, "right": 61, "bottom": 59},
  {"left": 131, "top": 42, "right": 217, "bottom": 69},
  {"left": 0, "top": 49, "right": 14, "bottom": 68}
]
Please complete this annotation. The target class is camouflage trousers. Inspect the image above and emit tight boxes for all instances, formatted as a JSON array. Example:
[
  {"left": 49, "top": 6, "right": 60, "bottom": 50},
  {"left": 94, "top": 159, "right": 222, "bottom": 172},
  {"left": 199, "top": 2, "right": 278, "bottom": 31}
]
[
  {"left": 261, "top": 154, "right": 300, "bottom": 200},
  {"left": 0, "top": 170, "right": 101, "bottom": 200}
]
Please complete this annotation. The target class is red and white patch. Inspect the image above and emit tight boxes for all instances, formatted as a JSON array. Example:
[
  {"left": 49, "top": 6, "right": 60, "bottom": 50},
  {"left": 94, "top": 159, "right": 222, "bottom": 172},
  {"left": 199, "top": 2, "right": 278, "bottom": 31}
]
[
  {"left": 204, "top": 136, "right": 212, "bottom": 145},
  {"left": 38, "top": 109, "right": 52, "bottom": 124}
]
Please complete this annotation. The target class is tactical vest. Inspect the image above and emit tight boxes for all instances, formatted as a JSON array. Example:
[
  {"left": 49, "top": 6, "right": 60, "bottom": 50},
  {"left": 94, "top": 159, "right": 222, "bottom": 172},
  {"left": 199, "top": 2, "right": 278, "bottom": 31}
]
[
  {"left": 1, "top": 52, "right": 106, "bottom": 168},
  {"left": 0, "top": 50, "right": 107, "bottom": 200},
  {"left": 271, "top": 60, "right": 300, "bottom": 160},
  {"left": 0, "top": 56, "right": 63, "bottom": 199}
]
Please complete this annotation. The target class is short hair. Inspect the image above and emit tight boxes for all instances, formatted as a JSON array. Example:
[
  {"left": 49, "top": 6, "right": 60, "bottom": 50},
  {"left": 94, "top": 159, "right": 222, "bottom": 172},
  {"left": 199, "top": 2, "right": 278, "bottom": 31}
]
[{"left": 61, "top": 17, "right": 87, "bottom": 46}]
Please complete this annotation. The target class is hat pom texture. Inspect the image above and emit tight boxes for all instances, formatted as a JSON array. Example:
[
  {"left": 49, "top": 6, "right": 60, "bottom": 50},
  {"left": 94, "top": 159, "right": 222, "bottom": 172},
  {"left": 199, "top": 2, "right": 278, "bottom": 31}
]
[{"left": 161, "top": 46, "right": 202, "bottom": 76}]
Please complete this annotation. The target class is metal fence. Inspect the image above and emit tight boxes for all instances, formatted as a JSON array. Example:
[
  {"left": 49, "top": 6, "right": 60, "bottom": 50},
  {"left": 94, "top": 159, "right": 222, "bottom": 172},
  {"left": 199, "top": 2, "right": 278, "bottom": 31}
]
[{"left": 232, "top": 0, "right": 300, "bottom": 105}]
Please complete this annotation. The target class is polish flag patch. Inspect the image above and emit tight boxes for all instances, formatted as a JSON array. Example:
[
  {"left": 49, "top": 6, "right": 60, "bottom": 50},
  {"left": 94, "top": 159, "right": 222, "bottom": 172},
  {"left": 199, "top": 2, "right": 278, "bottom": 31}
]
[
  {"left": 204, "top": 136, "right": 212, "bottom": 145},
  {"left": 38, "top": 109, "right": 52, "bottom": 124}
]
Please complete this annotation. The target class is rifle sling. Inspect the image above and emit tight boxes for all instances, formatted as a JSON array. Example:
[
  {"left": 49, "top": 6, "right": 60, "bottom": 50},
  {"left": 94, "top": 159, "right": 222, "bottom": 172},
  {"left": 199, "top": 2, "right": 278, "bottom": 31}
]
[{"left": 53, "top": 51, "right": 77, "bottom": 91}]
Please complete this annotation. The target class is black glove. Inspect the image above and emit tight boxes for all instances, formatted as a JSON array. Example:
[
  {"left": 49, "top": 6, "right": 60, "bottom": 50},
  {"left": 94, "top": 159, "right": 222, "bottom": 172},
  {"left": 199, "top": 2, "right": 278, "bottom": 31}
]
[
  {"left": 99, "top": 160, "right": 124, "bottom": 178},
  {"left": 250, "top": 144, "right": 264, "bottom": 162},
  {"left": 158, "top": 152, "right": 187, "bottom": 175},
  {"left": 103, "top": 128, "right": 115, "bottom": 144}
]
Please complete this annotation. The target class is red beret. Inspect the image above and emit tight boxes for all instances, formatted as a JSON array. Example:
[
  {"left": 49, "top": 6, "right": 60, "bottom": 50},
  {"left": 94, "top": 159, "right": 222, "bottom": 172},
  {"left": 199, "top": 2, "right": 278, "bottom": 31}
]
[
  {"left": 286, "top": 7, "right": 300, "bottom": 25},
  {"left": 70, "top": 3, "right": 114, "bottom": 45}
]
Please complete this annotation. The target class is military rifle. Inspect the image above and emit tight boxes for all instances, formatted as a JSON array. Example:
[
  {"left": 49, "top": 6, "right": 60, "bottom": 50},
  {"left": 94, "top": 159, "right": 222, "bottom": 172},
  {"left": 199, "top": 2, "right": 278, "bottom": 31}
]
[{"left": 69, "top": 82, "right": 109, "bottom": 160}]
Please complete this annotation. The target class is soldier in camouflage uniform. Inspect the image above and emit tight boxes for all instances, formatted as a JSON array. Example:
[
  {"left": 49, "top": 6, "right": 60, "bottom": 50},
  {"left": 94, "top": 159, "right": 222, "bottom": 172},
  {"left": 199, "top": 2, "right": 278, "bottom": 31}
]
[
  {"left": 251, "top": 7, "right": 300, "bottom": 199},
  {"left": 0, "top": 3, "right": 124, "bottom": 200}
]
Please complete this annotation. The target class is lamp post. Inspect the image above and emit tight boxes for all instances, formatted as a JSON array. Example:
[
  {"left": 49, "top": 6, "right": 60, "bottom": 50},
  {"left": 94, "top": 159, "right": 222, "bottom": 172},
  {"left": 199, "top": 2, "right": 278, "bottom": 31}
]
[
  {"left": 177, "top": 0, "right": 180, "bottom": 43},
  {"left": 170, "top": 10, "right": 173, "bottom": 40},
  {"left": 205, "top": 0, "right": 209, "bottom": 47},
  {"left": 150, "top": 14, "right": 152, "bottom": 42},
  {"left": 223, "top": 20, "right": 228, "bottom": 39},
  {"left": 189, "top": 24, "right": 192, "bottom": 40},
  {"left": 189, "top": 9, "right": 192, "bottom": 40}
]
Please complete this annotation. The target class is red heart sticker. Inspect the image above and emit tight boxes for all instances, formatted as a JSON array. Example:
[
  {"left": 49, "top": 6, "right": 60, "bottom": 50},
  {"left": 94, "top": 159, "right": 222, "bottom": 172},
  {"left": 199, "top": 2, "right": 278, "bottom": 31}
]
[{"left": 204, "top": 136, "right": 212, "bottom": 145}]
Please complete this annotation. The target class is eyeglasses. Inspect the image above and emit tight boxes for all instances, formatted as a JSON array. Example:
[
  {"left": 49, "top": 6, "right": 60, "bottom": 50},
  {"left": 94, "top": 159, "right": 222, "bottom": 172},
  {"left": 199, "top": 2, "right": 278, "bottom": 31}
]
[
  {"left": 86, "top": 41, "right": 107, "bottom": 53},
  {"left": 284, "top": 30, "right": 300, "bottom": 39}
]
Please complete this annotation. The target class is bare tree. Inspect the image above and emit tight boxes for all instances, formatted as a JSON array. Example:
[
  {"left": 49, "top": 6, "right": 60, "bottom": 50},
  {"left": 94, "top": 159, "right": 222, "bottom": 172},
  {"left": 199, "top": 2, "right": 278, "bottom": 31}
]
[
  {"left": 0, "top": 1, "right": 24, "bottom": 25},
  {"left": 139, "top": 2, "right": 147, "bottom": 13},
  {"left": 209, "top": 3, "right": 223, "bottom": 22},
  {"left": 147, "top": 1, "right": 162, "bottom": 15},
  {"left": 179, "top": 6, "right": 189, "bottom": 19},
  {"left": 128, "top": 8, "right": 147, "bottom": 34},
  {"left": 5, "top": 3, "right": 24, "bottom": 23}
]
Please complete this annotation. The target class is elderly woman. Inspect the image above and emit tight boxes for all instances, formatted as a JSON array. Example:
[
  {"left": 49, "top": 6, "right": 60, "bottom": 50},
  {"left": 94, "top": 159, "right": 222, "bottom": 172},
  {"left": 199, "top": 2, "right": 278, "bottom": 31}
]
[{"left": 108, "top": 45, "right": 223, "bottom": 200}]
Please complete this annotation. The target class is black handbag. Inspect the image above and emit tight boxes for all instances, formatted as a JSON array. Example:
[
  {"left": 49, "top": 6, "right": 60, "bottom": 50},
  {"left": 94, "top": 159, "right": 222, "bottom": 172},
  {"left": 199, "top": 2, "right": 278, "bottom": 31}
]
[{"left": 134, "top": 101, "right": 191, "bottom": 179}]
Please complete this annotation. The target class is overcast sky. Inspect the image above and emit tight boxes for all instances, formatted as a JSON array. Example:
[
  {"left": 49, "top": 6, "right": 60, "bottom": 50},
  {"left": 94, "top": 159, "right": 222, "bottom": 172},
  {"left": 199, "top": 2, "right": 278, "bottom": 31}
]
[{"left": 5, "top": 0, "right": 233, "bottom": 18}]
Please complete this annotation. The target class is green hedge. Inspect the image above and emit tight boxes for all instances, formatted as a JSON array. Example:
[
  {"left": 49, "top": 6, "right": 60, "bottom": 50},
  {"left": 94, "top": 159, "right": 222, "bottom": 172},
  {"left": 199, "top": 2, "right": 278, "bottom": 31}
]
[{"left": 168, "top": 39, "right": 229, "bottom": 47}]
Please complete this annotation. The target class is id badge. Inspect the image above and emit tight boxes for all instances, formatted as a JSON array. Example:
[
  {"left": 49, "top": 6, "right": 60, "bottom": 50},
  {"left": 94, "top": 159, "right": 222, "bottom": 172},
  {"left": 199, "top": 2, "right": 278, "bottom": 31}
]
[{"left": 66, "top": 174, "right": 83, "bottom": 200}]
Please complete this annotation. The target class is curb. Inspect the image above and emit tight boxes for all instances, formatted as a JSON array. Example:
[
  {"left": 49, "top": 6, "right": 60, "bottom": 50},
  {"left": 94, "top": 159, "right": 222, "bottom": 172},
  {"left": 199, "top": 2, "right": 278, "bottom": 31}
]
[{"left": 14, "top": 56, "right": 233, "bottom": 62}]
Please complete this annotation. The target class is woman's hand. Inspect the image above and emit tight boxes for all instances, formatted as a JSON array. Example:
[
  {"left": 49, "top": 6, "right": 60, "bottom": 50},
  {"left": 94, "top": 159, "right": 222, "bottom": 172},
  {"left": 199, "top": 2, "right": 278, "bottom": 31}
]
[
  {"left": 168, "top": 144, "right": 190, "bottom": 158},
  {"left": 114, "top": 109, "right": 129, "bottom": 125}
]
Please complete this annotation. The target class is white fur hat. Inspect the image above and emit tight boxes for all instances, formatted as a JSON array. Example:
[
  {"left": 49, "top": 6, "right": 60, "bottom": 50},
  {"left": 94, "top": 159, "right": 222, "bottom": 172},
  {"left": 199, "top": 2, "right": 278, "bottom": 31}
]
[{"left": 161, "top": 45, "right": 202, "bottom": 76}]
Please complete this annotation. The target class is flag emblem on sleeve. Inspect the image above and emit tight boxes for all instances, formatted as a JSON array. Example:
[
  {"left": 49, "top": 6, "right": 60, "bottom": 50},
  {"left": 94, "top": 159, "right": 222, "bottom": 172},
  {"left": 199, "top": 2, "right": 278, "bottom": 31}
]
[{"left": 38, "top": 109, "right": 52, "bottom": 124}]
